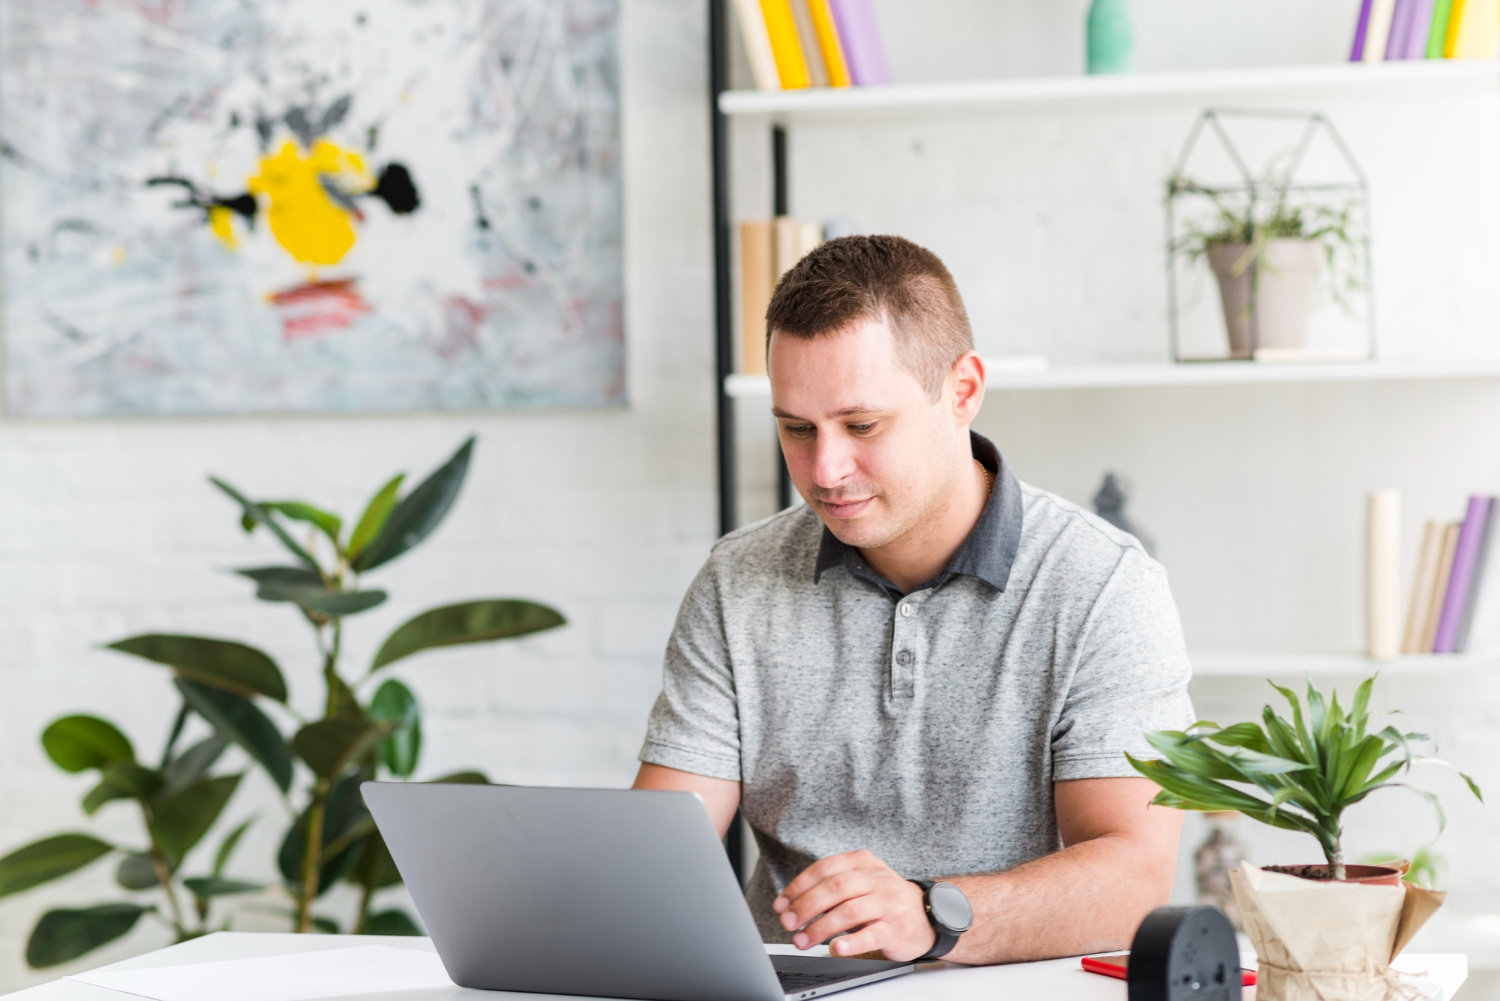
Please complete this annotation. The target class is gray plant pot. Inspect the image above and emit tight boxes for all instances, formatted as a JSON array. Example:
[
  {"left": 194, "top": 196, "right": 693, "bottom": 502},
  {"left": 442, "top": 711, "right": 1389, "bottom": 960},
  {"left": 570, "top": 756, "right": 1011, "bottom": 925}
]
[{"left": 1206, "top": 238, "right": 1324, "bottom": 359}]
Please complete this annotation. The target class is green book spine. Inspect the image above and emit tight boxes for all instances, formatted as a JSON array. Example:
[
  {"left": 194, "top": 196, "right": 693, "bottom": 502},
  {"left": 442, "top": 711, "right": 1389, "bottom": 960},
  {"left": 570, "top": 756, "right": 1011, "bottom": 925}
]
[{"left": 1427, "top": 0, "right": 1454, "bottom": 56}]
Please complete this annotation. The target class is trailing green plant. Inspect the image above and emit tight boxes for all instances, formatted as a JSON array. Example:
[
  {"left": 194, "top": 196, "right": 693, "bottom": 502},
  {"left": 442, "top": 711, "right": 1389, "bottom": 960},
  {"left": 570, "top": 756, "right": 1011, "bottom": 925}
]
[
  {"left": 1127, "top": 675, "right": 1481, "bottom": 882},
  {"left": 1167, "top": 170, "right": 1364, "bottom": 310},
  {"left": 0, "top": 437, "right": 565, "bottom": 967}
]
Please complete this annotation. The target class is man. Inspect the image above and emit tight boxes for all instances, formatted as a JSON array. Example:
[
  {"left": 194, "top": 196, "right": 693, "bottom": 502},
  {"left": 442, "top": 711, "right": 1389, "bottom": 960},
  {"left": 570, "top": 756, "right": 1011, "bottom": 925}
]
[{"left": 634, "top": 235, "right": 1193, "bottom": 966}]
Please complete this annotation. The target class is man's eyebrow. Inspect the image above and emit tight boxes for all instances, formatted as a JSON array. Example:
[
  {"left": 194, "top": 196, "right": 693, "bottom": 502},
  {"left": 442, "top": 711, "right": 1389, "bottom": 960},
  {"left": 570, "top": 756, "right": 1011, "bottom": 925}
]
[{"left": 770, "top": 406, "right": 889, "bottom": 420}]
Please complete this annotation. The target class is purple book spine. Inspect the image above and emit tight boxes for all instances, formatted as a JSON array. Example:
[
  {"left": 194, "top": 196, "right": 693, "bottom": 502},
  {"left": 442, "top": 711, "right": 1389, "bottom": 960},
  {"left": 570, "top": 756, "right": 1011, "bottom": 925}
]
[
  {"left": 1404, "top": 0, "right": 1438, "bottom": 56},
  {"left": 1352, "top": 0, "right": 1376, "bottom": 59},
  {"left": 828, "top": 0, "right": 890, "bottom": 86},
  {"left": 1386, "top": 0, "right": 1415, "bottom": 57},
  {"left": 1434, "top": 495, "right": 1492, "bottom": 653}
]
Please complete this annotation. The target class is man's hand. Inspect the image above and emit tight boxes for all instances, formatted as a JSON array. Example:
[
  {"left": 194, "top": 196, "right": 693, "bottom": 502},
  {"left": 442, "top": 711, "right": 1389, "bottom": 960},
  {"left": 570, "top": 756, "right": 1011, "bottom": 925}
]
[{"left": 773, "top": 850, "right": 936, "bottom": 961}]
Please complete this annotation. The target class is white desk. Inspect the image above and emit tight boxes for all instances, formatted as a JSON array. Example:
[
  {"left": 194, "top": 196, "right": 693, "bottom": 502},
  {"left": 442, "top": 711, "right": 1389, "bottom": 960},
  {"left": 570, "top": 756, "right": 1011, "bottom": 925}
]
[{"left": 3, "top": 932, "right": 1469, "bottom": 1001}]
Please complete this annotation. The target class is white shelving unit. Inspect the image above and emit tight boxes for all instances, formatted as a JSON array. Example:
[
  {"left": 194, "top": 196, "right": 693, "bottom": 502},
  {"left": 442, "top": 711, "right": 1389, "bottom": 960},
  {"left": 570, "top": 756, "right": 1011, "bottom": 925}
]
[
  {"left": 725, "top": 356, "right": 1500, "bottom": 398},
  {"left": 1190, "top": 651, "right": 1496, "bottom": 679},
  {"left": 720, "top": 59, "right": 1500, "bottom": 122}
]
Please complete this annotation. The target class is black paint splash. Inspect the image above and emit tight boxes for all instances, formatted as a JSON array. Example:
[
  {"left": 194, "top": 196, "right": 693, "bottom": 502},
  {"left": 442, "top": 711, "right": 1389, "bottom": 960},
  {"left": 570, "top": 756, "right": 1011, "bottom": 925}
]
[
  {"left": 374, "top": 163, "right": 419, "bottom": 214},
  {"left": 146, "top": 176, "right": 257, "bottom": 227}
]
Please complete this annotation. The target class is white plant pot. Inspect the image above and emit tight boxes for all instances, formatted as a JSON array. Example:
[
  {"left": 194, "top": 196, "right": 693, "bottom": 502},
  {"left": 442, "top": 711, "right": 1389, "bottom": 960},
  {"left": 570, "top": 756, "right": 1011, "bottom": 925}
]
[{"left": 1206, "top": 238, "right": 1324, "bottom": 359}]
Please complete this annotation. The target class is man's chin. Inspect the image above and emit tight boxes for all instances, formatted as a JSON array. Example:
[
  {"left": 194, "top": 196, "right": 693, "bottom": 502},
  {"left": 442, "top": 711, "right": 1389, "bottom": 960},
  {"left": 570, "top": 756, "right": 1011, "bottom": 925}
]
[{"left": 816, "top": 508, "right": 895, "bottom": 551}]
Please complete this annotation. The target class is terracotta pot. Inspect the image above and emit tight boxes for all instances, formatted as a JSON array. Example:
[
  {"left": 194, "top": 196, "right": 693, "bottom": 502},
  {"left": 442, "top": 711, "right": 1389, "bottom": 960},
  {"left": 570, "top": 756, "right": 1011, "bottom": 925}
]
[
  {"left": 1260, "top": 862, "right": 1406, "bottom": 887},
  {"left": 1206, "top": 238, "right": 1323, "bottom": 359}
]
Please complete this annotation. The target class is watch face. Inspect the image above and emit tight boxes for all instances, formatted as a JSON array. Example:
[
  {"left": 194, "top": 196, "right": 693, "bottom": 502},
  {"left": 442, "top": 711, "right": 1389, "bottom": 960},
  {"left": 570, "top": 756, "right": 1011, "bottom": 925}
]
[{"left": 928, "top": 881, "right": 973, "bottom": 933}]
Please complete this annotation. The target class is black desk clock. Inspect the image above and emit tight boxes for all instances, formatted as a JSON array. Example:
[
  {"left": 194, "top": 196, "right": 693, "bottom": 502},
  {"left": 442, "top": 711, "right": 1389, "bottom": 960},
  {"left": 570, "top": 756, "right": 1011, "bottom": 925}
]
[{"left": 1126, "top": 906, "right": 1242, "bottom": 1001}]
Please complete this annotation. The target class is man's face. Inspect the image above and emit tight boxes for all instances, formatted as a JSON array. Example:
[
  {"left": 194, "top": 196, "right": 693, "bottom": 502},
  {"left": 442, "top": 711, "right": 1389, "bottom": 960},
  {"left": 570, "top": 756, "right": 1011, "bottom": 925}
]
[{"left": 769, "top": 317, "right": 964, "bottom": 551}]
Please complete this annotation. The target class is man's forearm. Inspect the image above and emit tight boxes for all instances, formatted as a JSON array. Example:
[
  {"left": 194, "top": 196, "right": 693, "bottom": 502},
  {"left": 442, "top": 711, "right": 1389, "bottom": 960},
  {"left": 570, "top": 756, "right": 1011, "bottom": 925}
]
[{"left": 943, "top": 831, "right": 1177, "bottom": 965}]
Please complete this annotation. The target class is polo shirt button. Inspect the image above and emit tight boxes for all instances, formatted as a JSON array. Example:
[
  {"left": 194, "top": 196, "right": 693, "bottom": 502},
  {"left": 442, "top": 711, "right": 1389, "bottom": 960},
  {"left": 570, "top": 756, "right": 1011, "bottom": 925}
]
[
  {"left": 895, "top": 650, "right": 913, "bottom": 666},
  {"left": 899, "top": 603, "right": 913, "bottom": 617}
]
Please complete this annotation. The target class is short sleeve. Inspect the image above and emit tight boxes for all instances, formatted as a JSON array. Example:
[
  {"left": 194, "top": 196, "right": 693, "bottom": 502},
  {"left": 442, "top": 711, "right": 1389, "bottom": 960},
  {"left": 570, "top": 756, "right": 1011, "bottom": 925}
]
[
  {"left": 1051, "top": 548, "right": 1195, "bottom": 781},
  {"left": 638, "top": 558, "right": 743, "bottom": 781}
]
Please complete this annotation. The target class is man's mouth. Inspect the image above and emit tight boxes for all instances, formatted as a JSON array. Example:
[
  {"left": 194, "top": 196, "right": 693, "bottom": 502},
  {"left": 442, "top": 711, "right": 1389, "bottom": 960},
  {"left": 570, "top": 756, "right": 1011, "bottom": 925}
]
[{"left": 819, "top": 497, "right": 873, "bottom": 519}]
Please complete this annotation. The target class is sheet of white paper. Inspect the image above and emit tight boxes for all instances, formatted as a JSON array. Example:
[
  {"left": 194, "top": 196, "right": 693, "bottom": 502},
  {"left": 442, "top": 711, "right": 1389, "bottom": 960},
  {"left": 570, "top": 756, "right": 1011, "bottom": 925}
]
[{"left": 67, "top": 944, "right": 454, "bottom": 1001}]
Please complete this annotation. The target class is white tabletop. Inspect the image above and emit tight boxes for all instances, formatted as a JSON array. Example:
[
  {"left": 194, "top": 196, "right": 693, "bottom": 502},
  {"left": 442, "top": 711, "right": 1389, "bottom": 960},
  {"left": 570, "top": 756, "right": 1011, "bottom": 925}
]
[{"left": 2, "top": 932, "right": 1469, "bottom": 1001}]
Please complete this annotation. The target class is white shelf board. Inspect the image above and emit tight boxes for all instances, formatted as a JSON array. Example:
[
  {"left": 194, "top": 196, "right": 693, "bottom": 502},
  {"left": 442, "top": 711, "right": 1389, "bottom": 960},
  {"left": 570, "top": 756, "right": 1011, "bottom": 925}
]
[
  {"left": 1190, "top": 651, "right": 1496, "bottom": 679},
  {"left": 720, "top": 60, "right": 1500, "bottom": 122},
  {"left": 724, "top": 357, "right": 1500, "bottom": 397}
]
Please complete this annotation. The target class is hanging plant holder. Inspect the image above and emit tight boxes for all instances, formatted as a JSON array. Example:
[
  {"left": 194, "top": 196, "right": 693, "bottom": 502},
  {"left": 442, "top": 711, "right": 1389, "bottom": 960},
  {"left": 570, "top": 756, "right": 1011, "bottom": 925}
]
[{"left": 1166, "top": 109, "right": 1374, "bottom": 364}]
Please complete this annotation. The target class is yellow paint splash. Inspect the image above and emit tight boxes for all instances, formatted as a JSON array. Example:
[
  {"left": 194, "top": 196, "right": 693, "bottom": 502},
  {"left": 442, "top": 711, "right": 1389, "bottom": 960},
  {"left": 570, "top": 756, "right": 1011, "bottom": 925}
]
[
  {"left": 207, "top": 205, "right": 239, "bottom": 250},
  {"left": 247, "top": 140, "right": 374, "bottom": 267}
]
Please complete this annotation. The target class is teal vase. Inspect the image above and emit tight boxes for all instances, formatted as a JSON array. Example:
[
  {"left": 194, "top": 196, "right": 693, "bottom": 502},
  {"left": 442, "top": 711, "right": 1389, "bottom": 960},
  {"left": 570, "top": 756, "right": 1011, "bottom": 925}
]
[{"left": 1087, "top": 0, "right": 1134, "bottom": 75}]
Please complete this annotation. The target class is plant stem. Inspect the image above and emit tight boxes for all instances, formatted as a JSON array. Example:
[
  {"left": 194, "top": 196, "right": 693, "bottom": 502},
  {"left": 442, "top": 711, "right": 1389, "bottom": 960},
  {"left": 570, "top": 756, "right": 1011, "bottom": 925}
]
[
  {"left": 1329, "top": 845, "right": 1346, "bottom": 882},
  {"left": 141, "top": 804, "right": 187, "bottom": 936},
  {"left": 296, "top": 787, "right": 328, "bottom": 933},
  {"left": 323, "top": 620, "right": 343, "bottom": 719},
  {"left": 352, "top": 882, "right": 375, "bottom": 935}
]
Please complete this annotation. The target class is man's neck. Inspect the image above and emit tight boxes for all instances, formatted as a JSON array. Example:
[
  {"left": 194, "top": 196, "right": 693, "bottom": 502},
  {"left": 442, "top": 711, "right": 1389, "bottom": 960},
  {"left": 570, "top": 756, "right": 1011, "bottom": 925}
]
[{"left": 860, "top": 449, "right": 991, "bottom": 594}]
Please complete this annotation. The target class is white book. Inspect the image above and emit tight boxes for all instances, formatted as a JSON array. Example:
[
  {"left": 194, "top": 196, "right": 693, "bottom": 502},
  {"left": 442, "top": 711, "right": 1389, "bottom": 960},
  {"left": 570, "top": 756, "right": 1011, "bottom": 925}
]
[
  {"left": 733, "top": 0, "right": 782, "bottom": 91},
  {"left": 1364, "top": 0, "right": 1399, "bottom": 62}
]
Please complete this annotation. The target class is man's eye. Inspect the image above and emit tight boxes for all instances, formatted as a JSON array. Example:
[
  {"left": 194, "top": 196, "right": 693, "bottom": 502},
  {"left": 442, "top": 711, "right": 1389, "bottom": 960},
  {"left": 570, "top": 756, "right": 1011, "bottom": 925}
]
[
  {"left": 848, "top": 423, "right": 876, "bottom": 434},
  {"left": 783, "top": 424, "right": 814, "bottom": 437}
]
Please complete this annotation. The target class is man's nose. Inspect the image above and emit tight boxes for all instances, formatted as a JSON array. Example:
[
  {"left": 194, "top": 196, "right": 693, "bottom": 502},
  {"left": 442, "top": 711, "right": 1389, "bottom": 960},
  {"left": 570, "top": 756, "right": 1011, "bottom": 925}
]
[{"left": 812, "top": 434, "right": 857, "bottom": 488}]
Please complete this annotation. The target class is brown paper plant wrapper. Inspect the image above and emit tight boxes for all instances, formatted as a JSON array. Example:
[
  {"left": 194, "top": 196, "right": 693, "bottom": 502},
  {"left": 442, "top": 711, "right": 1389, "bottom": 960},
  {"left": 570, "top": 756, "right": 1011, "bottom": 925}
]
[{"left": 1230, "top": 865, "right": 1446, "bottom": 1001}]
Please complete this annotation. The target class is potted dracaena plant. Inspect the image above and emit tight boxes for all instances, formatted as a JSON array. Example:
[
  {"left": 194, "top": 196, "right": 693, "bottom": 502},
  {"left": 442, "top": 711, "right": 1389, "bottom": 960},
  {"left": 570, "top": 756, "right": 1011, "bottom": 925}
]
[
  {"left": 0, "top": 437, "right": 565, "bottom": 968},
  {"left": 1128, "top": 674, "right": 1480, "bottom": 883}
]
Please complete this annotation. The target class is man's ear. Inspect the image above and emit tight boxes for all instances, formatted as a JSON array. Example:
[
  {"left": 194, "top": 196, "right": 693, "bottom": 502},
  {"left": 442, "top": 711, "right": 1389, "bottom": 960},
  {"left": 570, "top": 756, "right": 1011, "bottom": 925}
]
[{"left": 949, "top": 352, "right": 985, "bottom": 424}]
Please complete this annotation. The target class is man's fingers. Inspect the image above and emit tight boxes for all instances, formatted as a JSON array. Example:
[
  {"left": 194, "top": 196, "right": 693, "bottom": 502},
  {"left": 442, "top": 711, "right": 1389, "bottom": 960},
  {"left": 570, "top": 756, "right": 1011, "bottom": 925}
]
[
  {"left": 826, "top": 922, "right": 888, "bottom": 958},
  {"left": 781, "top": 870, "right": 871, "bottom": 931},
  {"left": 775, "top": 852, "right": 864, "bottom": 912},
  {"left": 796, "top": 896, "right": 881, "bottom": 947}
]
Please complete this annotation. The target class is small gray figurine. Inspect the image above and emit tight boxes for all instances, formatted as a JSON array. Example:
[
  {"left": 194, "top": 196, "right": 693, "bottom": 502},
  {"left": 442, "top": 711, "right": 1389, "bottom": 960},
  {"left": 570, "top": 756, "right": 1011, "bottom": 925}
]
[{"left": 1092, "top": 472, "right": 1156, "bottom": 557}]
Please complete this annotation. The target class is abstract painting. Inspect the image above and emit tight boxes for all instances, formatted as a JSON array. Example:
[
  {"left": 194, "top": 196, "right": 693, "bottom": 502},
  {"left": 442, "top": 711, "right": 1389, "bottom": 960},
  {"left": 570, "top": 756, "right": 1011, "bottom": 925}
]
[{"left": 1, "top": 0, "right": 623, "bottom": 417}]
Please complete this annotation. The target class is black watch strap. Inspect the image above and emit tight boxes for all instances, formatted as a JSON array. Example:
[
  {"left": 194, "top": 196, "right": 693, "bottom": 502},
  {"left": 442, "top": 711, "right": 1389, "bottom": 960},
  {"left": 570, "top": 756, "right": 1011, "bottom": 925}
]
[{"left": 909, "top": 880, "right": 963, "bottom": 962}]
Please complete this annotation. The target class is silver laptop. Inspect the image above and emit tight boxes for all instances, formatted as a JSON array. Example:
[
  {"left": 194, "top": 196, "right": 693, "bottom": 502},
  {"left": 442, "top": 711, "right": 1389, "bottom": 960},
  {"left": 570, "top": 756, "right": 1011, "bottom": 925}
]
[{"left": 362, "top": 782, "right": 914, "bottom": 1001}]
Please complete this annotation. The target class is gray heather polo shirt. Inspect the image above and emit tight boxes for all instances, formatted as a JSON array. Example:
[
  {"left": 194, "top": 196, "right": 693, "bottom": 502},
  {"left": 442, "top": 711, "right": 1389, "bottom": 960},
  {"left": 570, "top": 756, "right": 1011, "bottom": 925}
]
[{"left": 640, "top": 433, "right": 1194, "bottom": 942}]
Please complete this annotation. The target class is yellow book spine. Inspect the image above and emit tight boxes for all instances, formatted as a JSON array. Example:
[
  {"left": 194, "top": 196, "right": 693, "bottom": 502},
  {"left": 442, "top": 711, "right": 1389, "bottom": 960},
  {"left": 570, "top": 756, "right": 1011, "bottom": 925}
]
[
  {"left": 1454, "top": 0, "right": 1500, "bottom": 56},
  {"left": 760, "top": 0, "right": 811, "bottom": 90},
  {"left": 807, "top": 0, "right": 851, "bottom": 87},
  {"left": 1445, "top": 0, "right": 1468, "bottom": 55}
]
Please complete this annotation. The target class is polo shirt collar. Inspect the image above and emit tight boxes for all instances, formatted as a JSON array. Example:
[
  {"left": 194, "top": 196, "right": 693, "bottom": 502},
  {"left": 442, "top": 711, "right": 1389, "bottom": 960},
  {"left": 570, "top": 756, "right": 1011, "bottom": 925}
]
[{"left": 812, "top": 431, "right": 1022, "bottom": 594}]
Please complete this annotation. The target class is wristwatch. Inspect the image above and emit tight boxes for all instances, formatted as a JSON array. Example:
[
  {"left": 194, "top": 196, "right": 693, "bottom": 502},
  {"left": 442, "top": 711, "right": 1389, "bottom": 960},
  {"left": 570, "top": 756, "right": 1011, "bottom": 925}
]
[{"left": 908, "top": 879, "right": 973, "bottom": 961}]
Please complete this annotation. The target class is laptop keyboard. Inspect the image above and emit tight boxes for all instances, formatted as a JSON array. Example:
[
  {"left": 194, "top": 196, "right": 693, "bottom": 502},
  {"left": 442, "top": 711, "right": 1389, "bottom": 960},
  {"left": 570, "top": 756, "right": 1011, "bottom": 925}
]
[{"left": 777, "top": 971, "right": 850, "bottom": 991}]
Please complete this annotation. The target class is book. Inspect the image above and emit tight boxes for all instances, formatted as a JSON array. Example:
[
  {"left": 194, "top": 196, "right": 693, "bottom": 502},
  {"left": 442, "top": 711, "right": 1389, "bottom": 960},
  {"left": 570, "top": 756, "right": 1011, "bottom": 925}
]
[
  {"left": 733, "top": 0, "right": 781, "bottom": 91},
  {"left": 1366, "top": 489, "right": 1401, "bottom": 661},
  {"left": 761, "top": 0, "right": 811, "bottom": 89},
  {"left": 1444, "top": 0, "right": 1467, "bottom": 55},
  {"left": 1421, "top": 522, "right": 1461, "bottom": 652},
  {"left": 788, "top": 0, "right": 829, "bottom": 87},
  {"left": 1461, "top": 503, "right": 1500, "bottom": 652},
  {"left": 1402, "top": 520, "right": 1443, "bottom": 653},
  {"left": 1428, "top": 0, "right": 1456, "bottom": 55},
  {"left": 1433, "top": 495, "right": 1492, "bottom": 652},
  {"left": 1452, "top": 0, "right": 1500, "bottom": 57},
  {"left": 1405, "top": 0, "right": 1439, "bottom": 55},
  {"left": 1364, "top": 0, "right": 1399, "bottom": 61},
  {"left": 739, "top": 221, "right": 774, "bottom": 375},
  {"left": 1386, "top": 0, "right": 1418, "bottom": 57},
  {"left": 1457, "top": 496, "right": 1498, "bottom": 650},
  {"left": 828, "top": 0, "right": 891, "bottom": 85},
  {"left": 1352, "top": 0, "right": 1377, "bottom": 59},
  {"left": 807, "top": 0, "right": 852, "bottom": 87},
  {"left": 773, "top": 216, "right": 804, "bottom": 279}
]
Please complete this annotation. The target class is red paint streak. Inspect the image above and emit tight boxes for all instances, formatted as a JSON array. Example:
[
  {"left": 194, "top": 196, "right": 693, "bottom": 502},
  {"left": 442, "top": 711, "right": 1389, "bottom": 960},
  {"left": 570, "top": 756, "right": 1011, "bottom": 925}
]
[
  {"left": 437, "top": 294, "right": 489, "bottom": 358},
  {"left": 269, "top": 278, "right": 372, "bottom": 340}
]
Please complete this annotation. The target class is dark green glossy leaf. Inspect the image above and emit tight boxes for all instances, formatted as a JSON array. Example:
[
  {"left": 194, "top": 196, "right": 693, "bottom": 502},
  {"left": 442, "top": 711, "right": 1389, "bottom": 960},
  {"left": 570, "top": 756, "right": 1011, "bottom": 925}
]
[
  {"left": 369, "top": 680, "right": 421, "bottom": 778},
  {"left": 160, "top": 735, "right": 230, "bottom": 798},
  {"left": 371, "top": 599, "right": 565, "bottom": 672},
  {"left": 0, "top": 834, "right": 114, "bottom": 899},
  {"left": 42, "top": 716, "right": 134, "bottom": 773},
  {"left": 255, "top": 583, "right": 387, "bottom": 618},
  {"left": 114, "top": 852, "right": 159, "bottom": 891},
  {"left": 363, "top": 909, "right": 422, "bottom": 936},
  {"left": 293, "top": 719, "right": 388, "bottom": 780},
  {"left": 432, "top": 771, "right": 489, "bottom": 784},
  {"left": 210, "top": 477, "right": 318, "bottom": 570},
  {"left": 154, "top": 774, "right": 242, "bottom": 862},
  {"left": 183, "top": 877, "right": 263, "bottom": 899},
  {"left": 311, "top": 915, "right": 341, "bottom": 934},
  {"left": 348, "top": 474, "right": 405, "bottom": 562},
  {"left": 347, "top": 829, "right": 402, "bottom": 891},
  {"left": 175, "top": 679, "right": 293, "bottom": 792},
  {"left": 260, "top": 502, "right": 342, "bottom": 549},
  {"left": 213, "top": 817, "right": 255, "bottom": 876},
  {"left": 81, "top": 763, "right": 163, "bottom": 815},
  {"left": 109, "top": 634, "right": 287, "bottom": 703},
  {"left": 278, "top": 775, "right": 368, "bottom": 896},
  {"left": 235, "top": 566, "right": 325, "bottom": 589},
  {"left": 352, "top": 438, "right": 474, "bottom": 572},
  {"left": 27, "top": 904, "right": 149, "bottom": 968}
]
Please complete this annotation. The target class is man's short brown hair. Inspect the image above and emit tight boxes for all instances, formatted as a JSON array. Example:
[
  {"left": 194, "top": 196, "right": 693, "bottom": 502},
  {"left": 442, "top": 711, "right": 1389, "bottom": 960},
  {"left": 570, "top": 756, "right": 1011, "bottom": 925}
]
[{"left": 765, "top": 234, "right": 974, "bottom": 399}]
